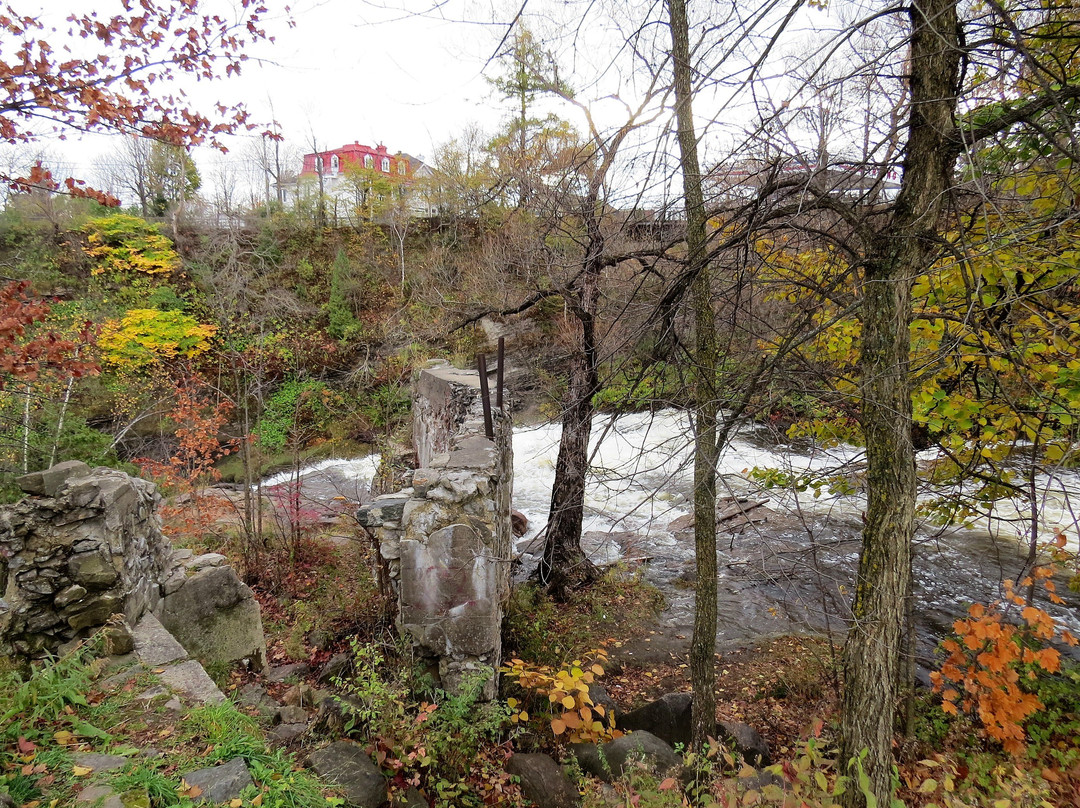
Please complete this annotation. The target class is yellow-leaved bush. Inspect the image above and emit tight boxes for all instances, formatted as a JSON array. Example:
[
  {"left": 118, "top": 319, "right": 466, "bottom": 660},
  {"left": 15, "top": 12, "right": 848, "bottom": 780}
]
[
  {"left": 98, "top": 308, "right": 216, "bottom": 368},
  {"left": 502, "top": 647, "right": 621, "bottom": 743},
  {"left": 82, "top": 213, "right": 181, "bottom": 276}
]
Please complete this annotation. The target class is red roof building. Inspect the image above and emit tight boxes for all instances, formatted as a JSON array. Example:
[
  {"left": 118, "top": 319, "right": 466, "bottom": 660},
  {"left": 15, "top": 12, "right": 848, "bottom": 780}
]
[{"left": 300, "top": 142, "right": 417, "bottom": 179}]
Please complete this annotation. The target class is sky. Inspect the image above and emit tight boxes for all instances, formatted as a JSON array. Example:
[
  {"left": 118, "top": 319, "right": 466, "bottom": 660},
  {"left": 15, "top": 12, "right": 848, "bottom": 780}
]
[
  {"left": 25, "top": 0, "right": 524, "bottom": 201},
  {"left": 17, "top": 0, "right": 876, "bottom": 207},
  {"left": 208, "top": 1, "right": 510, "bottom": 158}
]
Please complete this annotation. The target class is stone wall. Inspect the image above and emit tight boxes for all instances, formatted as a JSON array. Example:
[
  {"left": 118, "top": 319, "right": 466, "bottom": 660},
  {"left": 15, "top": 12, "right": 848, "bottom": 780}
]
[
  {"left": 1, "top": 461, "right": 265, "bottom": 670},
  {"left": 358, "top": 361, "right": 512, "bottom": 698},
  {"left": 0, "top": 461, "right": 173, "bottom": 656}
]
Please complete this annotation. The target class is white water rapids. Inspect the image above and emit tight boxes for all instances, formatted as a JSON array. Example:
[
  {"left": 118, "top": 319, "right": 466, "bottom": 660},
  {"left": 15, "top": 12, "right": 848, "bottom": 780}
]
[{"left": 260, "top": 410, "right": 1080, "bottom": 665}]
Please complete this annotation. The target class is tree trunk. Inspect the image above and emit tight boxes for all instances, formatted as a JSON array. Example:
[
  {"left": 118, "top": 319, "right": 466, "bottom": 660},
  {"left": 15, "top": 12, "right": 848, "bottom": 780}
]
[
  {"left": 667, "top": 0, "right": 720, "bottom": 751},
  {"left": 539, "top": 213, "right": 603, "bottom": 599},
  {"left": 839, "top": 0, "right": 959, "bottom": 803}
]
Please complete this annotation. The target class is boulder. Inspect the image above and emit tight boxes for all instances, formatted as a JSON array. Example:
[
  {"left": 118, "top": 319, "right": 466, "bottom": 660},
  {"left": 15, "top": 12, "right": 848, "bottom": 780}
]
[
  {"left": 618, "top": 692, "right": 770, "bottom": 766},
  {"left": 182, "top": 758, "right": 254, "bottom": 804},
  {"left": 268, "top": 723, "right": 308, "bottom": 747},
  {"left": 666, "top": 514, "right": 694, "bottom": 532},
  {"left": 309, "top": 742, "right": 388, "bottom": 808},
  {"left": 718, "top": 720, "right": 772, "bottom": 767},
  {"left": 397, "top": 786, "right": 426, "bottom": 807},
  {"left": 588, "top": 683, "right": 620, "bottom": 723},
  {"left": 276, "top": 705, "right": 309, "bottom": 725},
  {"left": 158, "top": 565, "right": 266, "bottom": 671},
  {"left": 618, "top": 692, "right": 692, "bottom": 748},
  {"left": 506, "top": 753, "right": 580, "bottom": 808},
  {"left": 238, "top": 683, "right": 278, "bottom": 716},
  {"left": 102, "top": 623, "right": 135, "bottom": 656},
  {"left": 511, "top": 510, "right": 529, "bottom": 537},
  {"left": 573, "top": 731, "right": 681, "bottom": 783}
]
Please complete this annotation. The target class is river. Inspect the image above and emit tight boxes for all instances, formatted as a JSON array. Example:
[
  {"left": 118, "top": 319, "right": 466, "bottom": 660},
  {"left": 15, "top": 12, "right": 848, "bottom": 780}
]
[{"left": 260, "top": 410, "right": 1080, "bottom": 669}]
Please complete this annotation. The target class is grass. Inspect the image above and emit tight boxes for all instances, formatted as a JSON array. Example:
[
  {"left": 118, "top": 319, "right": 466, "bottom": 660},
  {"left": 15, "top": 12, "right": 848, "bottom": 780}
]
[
  {"left": 503, "top": 564, "right": 665, "bottom": 668},
  {"left": 0, "top": 641, "right": 341, "bottom": 808}
]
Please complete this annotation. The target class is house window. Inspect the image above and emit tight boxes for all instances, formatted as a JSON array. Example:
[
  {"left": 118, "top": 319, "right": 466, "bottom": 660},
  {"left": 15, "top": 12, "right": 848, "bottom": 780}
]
[
  {"left": 331, "top": 154, "right": 339, "bottom": 174},
  {"left": 398, "top": 160, "right": 406, "bottom": 176},
  {"left": 381, "top": 157, "right": 390, "bottom": 173},
  {"left": 364, "top": 154, "right": 373, "bottom": 169}
]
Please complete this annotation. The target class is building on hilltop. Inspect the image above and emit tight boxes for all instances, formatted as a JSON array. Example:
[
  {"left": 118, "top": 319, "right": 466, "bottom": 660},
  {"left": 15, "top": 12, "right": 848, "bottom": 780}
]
[{"left": 282, "top": 141, "right": 435, "bottom": 220}]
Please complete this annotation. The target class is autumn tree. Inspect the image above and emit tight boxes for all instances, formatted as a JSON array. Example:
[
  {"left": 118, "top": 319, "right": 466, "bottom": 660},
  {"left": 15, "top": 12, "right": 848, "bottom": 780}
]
[
  {"left": 0, "top": 0, "right": 275, "bottom": 201},
  {"left": 707, "top": 0, "right": 1080, "bottom": 802},
  {"left": 0, "top": 282, "right": 97, "bottom": 481},
  {"left": 422, "top": 126, "right": 498, "bottom": 233}
]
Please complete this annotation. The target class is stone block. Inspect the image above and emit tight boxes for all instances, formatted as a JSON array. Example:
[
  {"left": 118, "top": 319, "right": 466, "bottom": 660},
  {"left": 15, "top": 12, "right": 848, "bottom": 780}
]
[
  {"left": 158, "top": 659, "right": 226, "bottom": 705},
  {"left": 308, "top": 741, "right": 388, "bottom": 808},
  {"left": 356, "top": 495, "right": 409, "bottom": 529},
  {"left": 399, "top": 524, "right": 500, "bottom": 659},
  {"left": 54, "top": 585, "right": 87, "bottom": 608},
  {"left": 75, "top": 784, "right": 124, "bottom": 808},
  {"left": 72, "top": 753, "right": 129, "bottom": 774},
  {"left": 181, "top": 758, "right": 253, "bottom": 804},
  {"left": 132, "top": 613, "right": 188, "bottom": 667},
  {"left": 158, "top": 565, "right": 266, "bottom": 671},
  {"left": 16, "top": 461, "right": 91, "bottom": 497},
  {"left": 67, "top": 593, "right": 122, "bottom": 630},
  {"left": 68, "top": 551, "right": 120, "bottom": 589}
]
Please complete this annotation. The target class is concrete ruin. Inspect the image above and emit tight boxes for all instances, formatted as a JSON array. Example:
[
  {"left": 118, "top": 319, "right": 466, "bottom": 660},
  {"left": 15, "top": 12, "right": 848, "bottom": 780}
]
[
  {"left": 358, "top": 361, "right": 513, "bottom": 698},
  {"left": 0, "top": 461, "right": 265, "bottom": 670}
]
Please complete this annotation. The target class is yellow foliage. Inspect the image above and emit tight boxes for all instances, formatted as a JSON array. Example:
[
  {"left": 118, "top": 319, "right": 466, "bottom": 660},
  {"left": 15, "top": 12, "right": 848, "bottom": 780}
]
[
  {"left": 82, "top": 213, "right": 180, "bottom": 276},
  {"left": 502, "top": 648, "right": 621, "bottom": 744},
  {"left": 98, "top": 308, "right": 216, "bottom": 368}
]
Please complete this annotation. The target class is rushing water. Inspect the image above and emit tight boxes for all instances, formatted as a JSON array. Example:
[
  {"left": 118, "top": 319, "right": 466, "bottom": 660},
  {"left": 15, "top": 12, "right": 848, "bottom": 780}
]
[{"left": 262, "top": 410, "right": 1080, "bottom": 667}]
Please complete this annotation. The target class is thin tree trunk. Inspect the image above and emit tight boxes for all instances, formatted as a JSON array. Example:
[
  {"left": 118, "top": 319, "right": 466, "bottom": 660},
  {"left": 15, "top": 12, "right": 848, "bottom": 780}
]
[
  {"left": 21, "top": 382, "right": 31, "bottom": 473},
  {"left": 50, "top": 363, "right": 76, "bottom": 467},
  {"left": 667, "top": 0, "right": 719, "bottom": 752},
  {"left": 539, "top": 227, "right": 601, "bottom": 599},
  {"left": 839, "top": 0, "right": 959, "bottom": 802}
]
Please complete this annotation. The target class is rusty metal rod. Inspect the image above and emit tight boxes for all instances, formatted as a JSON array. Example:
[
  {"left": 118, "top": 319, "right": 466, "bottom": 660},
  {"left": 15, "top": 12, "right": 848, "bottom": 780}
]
[
  {"left": 477, "top": 353, "right": 494, "bottom": 439},
  {"left": 496, "top": 337, "right": 505, "bottom": 411}
]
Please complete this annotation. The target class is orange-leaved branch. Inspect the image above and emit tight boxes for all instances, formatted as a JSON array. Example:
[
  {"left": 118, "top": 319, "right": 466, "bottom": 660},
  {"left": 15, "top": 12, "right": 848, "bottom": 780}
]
[{"left": 930, "top": 564, "right": 1078, "bottom": 755}]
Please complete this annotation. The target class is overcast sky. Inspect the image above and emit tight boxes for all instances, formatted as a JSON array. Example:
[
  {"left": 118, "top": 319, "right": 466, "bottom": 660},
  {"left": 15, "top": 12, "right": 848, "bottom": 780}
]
[
  {"left": 20, "top": 0, "right": 873, "bottom": 206},
  {"left": 214, "top": 1, "right": 510, "bottom": 158},
  {"left": 26, "top": 0, "right": 520, "bottom": 195}
]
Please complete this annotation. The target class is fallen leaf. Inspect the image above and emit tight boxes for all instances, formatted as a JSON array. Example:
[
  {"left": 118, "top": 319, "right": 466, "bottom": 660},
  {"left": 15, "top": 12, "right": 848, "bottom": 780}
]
[
  {"left": 17, "top": 737, "right": 36, "bottom": 755},
  {"left": 53, "top": 730, "right": 75, "bottom": 746},
  {"left": 72, "top": 765, "right": 93, "bottom": 777}
]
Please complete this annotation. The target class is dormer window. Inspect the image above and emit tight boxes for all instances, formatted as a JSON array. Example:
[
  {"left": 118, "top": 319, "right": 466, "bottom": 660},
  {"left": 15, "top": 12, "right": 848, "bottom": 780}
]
[
  {"left": 381, "top": 157, "right": 390, "bottom": 173},
  {"left": 364, "top": 154, "right": 373, "bottom": 169},
  {"left": 330, "top": 154, "right": 339, "bottom": 174}
]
